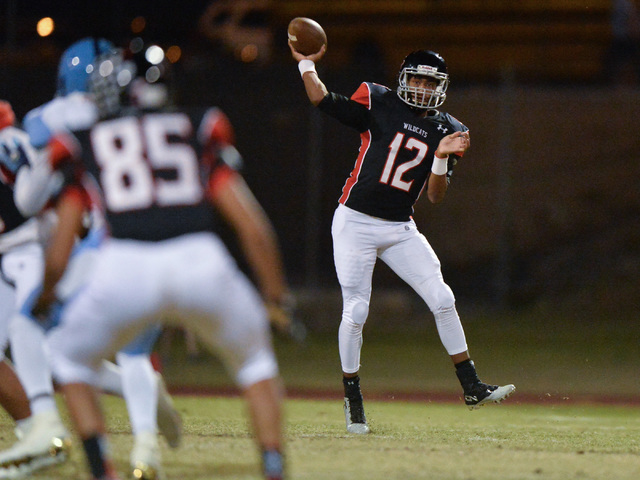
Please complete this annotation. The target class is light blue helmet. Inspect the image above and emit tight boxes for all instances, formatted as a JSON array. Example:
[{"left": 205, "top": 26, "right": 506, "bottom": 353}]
[{"left": 56, "top": 37, "right": 116, "bottom": 96}]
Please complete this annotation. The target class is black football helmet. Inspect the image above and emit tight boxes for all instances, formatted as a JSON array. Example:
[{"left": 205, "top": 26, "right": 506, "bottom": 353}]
[{"left": 397, "top": 50, "right": 449, "bottom": 109}]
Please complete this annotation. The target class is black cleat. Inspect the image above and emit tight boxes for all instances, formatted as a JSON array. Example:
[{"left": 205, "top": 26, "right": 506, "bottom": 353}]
[
  {"left": 343, "top": 397, "right": 370, "bottom": 434},
  {"left": 464, "top": 383, "right": 516, "bottom": 410}
]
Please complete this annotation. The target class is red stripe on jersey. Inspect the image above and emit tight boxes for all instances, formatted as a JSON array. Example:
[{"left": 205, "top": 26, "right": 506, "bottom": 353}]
[
  {"left": 207, "top": 164, "right": 237, "bottom": 201},
  {"left": 350, "top": 83, "right": 372, "bottom": 109},
  {"left": 198, "top": 107, "right": 236, "bottom": 149},
  {"left": 339, "top": 82, "right": 373, "bottom": 204},
  {"left": 61, "top": 184, "right": 91, "bottom": 210},
  {"left": 0, "top": 101, "right": 16, "bottom": 130},
  {"left": 80, "top": 173, "right": 106, "bottom": 213},
  {"left": 339, "top": 129, "right": 372, "bottom": 205},
  {"left": 48, "top": 134, "right": 80, "bottom": 169},
  {"left": 0, "top": 165, "right": 16, "bottom": 186}
]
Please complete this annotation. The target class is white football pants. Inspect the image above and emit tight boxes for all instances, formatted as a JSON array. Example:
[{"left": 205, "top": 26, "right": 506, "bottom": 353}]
[
  {"left": 332, "top": 204, "right": 468, "bottom": 374},
  {"left": 0, "top": 242, "right": 56, "bottom": 414},
  {"left": 47, "top": 232, "right": 278, "bottom": 389}
]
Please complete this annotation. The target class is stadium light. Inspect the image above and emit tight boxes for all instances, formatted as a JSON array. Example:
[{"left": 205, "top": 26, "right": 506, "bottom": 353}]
[
  {"left": 36, "top": 17, "right": 54, "bottom": 37},
  {"left": 166, "top": 46, "right": 182, "bottom": 63}
]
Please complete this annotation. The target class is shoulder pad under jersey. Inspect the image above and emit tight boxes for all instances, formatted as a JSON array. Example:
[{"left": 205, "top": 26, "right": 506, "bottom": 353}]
[{"left": 24, "top": 93, "right": 98, "bottom": 148}]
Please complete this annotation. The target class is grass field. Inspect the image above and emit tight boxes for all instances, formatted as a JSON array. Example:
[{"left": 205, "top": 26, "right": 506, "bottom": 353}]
[
  {"left": 160, "top": 295, "right": 640, "bottom": 401},
  {"left": 1, "top": 295, "right": 638, "bottom": 479},
  {"left": 2, "top": 395, "right": 638, "bottom": 480}
]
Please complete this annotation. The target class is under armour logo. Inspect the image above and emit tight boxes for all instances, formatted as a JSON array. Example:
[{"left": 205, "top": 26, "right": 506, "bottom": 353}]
[{"left": 437, "top": 124, "right": 448, "bottom": 134}]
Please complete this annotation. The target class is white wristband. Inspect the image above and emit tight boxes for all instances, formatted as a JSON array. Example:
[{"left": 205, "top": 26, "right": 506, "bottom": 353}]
[
  {"left": 431, "top": 155, "right": 449, "bottom": 175},
  {"left": 298, "top": 59, "right": 316, "bottom": 77}
]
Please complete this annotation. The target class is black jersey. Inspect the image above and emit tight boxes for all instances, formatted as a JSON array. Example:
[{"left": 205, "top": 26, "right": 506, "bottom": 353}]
[
  {"left": 65, "top": 107, "right": 237, "bottom": 241},
  {"left": 0, "top": 181, "right": 29, "bottom": 235},
  {"left": 319, "top": 82, "right": 468, "bottom": 221}
]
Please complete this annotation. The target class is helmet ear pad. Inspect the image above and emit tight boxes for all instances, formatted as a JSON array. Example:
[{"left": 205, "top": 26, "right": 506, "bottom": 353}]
[{"left": 397, "top": 50, "right": 449, "bottom": 109}]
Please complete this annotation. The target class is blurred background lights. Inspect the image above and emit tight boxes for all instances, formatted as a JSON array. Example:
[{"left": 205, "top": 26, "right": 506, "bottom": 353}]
[
  {"left": 145, "top": 66, "right": 161, "bottom": 83},
  {"left": 145, "top": 45, "right": 165, "bottom": 65},
  {"left": 117, "top": 69, "right": 133, "bottom": 87},
  {"left": 99, "top": 60, "right": 114, "bottom": 77},
  {"left": 129, "top": 37, "right": 144, "bottom": 54},
  {"left": 131, "top": 16, "right": 146, "bottom": 34},
  {"left": 240, "top": 44, "right": 258, "bottom": 63},
  {"left": 36, "top": 17, "right": 54, "bottom": 37},
  {"left": 166, "top": 45, "right": 182, "bottom": 63}
]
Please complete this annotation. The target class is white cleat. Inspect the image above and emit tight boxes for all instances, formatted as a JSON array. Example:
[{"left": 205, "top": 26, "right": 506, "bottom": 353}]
[
  {"left": 155, "top": 374, "right": 182, "bottom": 449},
  {"left": 466, "top": 384, "right": 516, "bottom": 410},
  {"left": 0, "top": 410, "right": 71, "bottom": 479},
  {"left": 343, "top": 397, "right": 371, "bottom": 435},
  {"left": 131, "top": 431, "right": 162, "bottom": 480},
  {"left": 12, "top": 417, "right": 33, "bottom": 442}
]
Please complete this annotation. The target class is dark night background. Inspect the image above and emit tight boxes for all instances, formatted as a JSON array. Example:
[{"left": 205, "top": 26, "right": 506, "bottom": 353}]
[{"left": 2, "top": 1, "right": 638, "bottom": 320}]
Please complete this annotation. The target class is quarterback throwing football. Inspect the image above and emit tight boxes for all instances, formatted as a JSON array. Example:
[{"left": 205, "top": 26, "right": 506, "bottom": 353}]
[{"left": 290, "top": 43, "right": 515, "bottom": 434}]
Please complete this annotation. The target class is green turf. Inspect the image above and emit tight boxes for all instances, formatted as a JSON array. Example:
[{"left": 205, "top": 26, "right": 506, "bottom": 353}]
[
  {"left": 160, "top": 301, "right": 640, "bottom": 399},
  {"left": 2, "top": 395, "right": 638, "bottom": 480},
  {"left": 1, "top": 298, "right": 638, "bottom": 478}
]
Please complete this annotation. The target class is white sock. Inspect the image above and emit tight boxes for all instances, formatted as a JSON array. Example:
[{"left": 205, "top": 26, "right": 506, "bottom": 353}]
[
  {"left": 9, "top": 314, "right": 55, "bottom": 408},
  {"left": 116, "top": 352, "right": 158, "bottom": 435},
  {"left": 96, "top": 360, "right": 124, "bottom": 396},
  {"left": 30, "top": 394, "right": 57, "bottom": 415},
  {"left": 338, "top": 319, "right": 364, "bottom": 374},
  {"left": 15, "top": 417, "right": 33, "bottom": 439},
  {"left": 434, "top": 305, "right": 468, "bottom": 355}
]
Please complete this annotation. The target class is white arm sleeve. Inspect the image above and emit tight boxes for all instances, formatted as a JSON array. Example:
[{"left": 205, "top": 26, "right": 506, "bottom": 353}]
[
  {"left": 14, "top": 155, "right": 63, "bottom": 217},
  {"left": 17, "top": 93, "right": 95, "bottom": 217}
]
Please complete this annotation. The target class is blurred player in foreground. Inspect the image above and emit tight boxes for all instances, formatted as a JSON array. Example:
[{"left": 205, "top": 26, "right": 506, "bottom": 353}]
[
  {"left": 290, "top": 42, "right": 515, "bottom": 434},
  {"left": 22, "top": 37, "right": 183, "bottom": 474},
  {"left": 31, "top": 42, "right": 288, "bottom": 480},
  {"left": 0, "top": 38, "right": 181, "bottom": 479},
  {"left": 0, "top": 100, "right": 73, "bottom": 477}
]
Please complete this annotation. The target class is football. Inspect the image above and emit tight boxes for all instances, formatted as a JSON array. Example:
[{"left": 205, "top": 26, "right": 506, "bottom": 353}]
[{"left": 287, "top": 17, "right": 327, "bottom": 56}]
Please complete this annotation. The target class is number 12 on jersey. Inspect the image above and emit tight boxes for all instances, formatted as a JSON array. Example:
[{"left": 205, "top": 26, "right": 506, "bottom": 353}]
[{"left": 380, "top": 132, "right": 428, "bottom": 192}]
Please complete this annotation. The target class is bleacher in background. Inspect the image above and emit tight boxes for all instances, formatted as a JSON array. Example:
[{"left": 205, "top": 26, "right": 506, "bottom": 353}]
[
  {"left": 273, "top": 0, "right": 613, "bottom": 84},
  {"left": 0, "top": 1, "right": 617, "bottom": 88},
  {"left": 2, "top": 1, "right": 637, "bottom": 310}
]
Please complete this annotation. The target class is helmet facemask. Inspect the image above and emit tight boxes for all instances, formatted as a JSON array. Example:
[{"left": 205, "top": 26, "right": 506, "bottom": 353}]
[
  {"left": 397, "top": 65, "right": 449, "bottom": 109},
  {"left": 89, "top": 50, "right": 132, "bottom": 119},
  {"left": 88, "top": 44, "right": 171, "bottom": 119}
]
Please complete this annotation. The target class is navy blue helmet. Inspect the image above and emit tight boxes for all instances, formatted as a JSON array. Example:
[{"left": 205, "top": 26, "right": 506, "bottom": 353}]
[{"left": 397, "top": 50, "right": 449, "bottom": 109}]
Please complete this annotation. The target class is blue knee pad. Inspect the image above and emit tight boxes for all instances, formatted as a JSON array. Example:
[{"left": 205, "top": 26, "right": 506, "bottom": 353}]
[
  {"left": 120, "top": 324, "right": 162, "bottom": 355},
  {"left": 20, "top": 286, "right": 62, "bottom": 331},
  {"left": 74, "top": 226, "right": 105, "bottom": 252},
  {"left": 20, "top": 227, "right": 107, "bottom": 331}
]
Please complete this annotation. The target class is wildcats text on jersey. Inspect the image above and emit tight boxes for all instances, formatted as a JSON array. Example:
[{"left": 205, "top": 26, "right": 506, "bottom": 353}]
[
  {"left": 319, "top": 81, "right": 467, "bottom": 221},
  {"left": 403, "top": 123, "right": 429, "bottom": 138}
]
